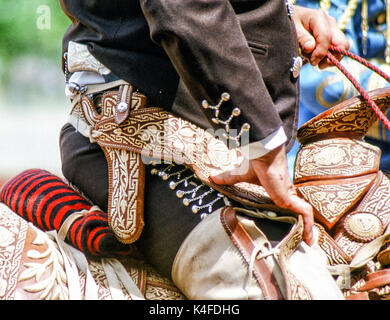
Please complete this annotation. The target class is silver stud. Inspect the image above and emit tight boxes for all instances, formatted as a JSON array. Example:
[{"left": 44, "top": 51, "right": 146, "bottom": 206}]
[
  {"left": 183, "top": 198, "right": 190, "bottom": 206},
  {"left": 242, "top": 123, "right": 251, "bottom": 131},
  {"left": 266, "top": 211, "right": 278, "bottom": 218},
  {"left": 176, "top": 190, "right": 184, "bottom": 199},
  {"left": 158, "top": 172, "right": 169, "bottom": 180},
  {"left": 291, "top": 56, "right": 303, "bottom": 79},
  {"left": 232, "top": 108, "right": 241, "bottom": 117},
  {"left": 67, "top": 82, "right": 81, "bottom": 94},
  {"left": 169, "top": 181, "right": 177, "bottom": 190},
  {"left": 117, "top": 101, "right": 129, "bottom": 113},
  {"left": 192, "top": 205, "right": 199, "bottom": 214},
  {"left": 221, "top": 92, "right": 230, "bottom": 101}
]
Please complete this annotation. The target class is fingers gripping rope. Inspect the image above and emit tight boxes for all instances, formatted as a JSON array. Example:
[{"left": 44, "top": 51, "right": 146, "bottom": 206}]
[{"left": 325, "top": 45, "right": 390, "bottom": 132}]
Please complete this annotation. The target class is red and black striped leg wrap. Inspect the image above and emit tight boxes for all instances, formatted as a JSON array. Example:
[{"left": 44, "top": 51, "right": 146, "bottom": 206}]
[{"left": 0, "top": 169, "right": 132, "bottom": 257}]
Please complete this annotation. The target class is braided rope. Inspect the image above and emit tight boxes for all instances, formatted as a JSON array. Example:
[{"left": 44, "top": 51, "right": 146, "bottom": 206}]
[
  {"left": 337, "top": 0, "right": 359, "bottom": 31},
  {"left": 326, "top": 45, "right": 390, "bottom": 131},
  {"left": 329, "top": 46, "right": 390, "bottom": 82}
]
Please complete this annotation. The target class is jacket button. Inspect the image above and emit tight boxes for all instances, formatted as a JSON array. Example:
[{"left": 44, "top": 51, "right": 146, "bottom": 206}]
[
  {"left": 291, "top": 56, "right": 303, "bottom": 79},
  {"left": 286, "top": 0, "right": 294, "bottom": 17}
]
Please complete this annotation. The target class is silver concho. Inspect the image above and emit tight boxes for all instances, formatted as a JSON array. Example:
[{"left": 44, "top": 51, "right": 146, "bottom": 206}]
[
  {"left": 344, "top": 212, "right": 383, "bottom": 242},
  {"left": 291, "top": 56, "right": 303, "bottom": 79},
  {"left": 116, "top": 101, "right": 129, "bottom": 113}
]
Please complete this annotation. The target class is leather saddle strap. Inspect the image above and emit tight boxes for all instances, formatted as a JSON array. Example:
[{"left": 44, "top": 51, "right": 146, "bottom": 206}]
[
  {"left": 115, "top": 84, "right": 133, "bottom": 125},
  {"left": 220, "top": 207, "right": 283, "bottom": 300},
  {"left": 357, "top": 269, "right": 390, "bottom": 292}
]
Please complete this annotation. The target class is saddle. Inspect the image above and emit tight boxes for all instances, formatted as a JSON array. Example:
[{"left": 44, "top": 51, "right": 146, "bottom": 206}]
[{"left": 295, "top": 87, "right": 390, "bottom": 299}]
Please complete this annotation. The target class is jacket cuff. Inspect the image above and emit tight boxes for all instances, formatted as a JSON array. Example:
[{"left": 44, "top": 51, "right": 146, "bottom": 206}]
[{"left": 240, "top": 126, "right": 287, "bottom": 160}]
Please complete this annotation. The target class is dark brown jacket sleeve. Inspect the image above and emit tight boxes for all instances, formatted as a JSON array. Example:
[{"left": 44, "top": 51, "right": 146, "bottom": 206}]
[{"left": 140, "top": 0, "right": 285, "bottom": 145}]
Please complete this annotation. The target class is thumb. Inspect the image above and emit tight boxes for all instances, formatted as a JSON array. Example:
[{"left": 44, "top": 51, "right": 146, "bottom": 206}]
[
  {"left": 210, "top": 161, "right": 257, "bottom": 185},
  {"left": 295, "top": 22, "right": 316, "bottom": 55},
  {"left": 210, "top": 169, "right": 243, "bottom": 185}
]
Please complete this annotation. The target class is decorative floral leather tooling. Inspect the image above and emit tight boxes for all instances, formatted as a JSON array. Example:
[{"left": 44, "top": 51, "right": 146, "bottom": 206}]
[
  {"left": 67, "top": 44, "right": 390, "bottom": 298},
  {"left": 69, "top": 83, "right": 282, "bottom": 244},
  {"left": 295, "top": 86, "right": 390, "bottom": 299}
]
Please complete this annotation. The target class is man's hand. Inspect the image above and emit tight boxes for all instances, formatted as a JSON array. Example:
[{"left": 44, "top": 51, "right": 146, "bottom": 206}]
[
  {"left": 293, "top": 5, "right": 350, "bottom": 69},
  {"left": 211, "top": 145, "right": 314, "bottom": 245},
  {"left": 211, "top": 6, "right": 350, "bottom": 245}
]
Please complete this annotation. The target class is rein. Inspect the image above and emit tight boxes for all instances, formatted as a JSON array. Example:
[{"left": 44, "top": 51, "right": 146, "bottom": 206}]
[{"left": 325, "top": 45, "right": 390, "bottom": 131}]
